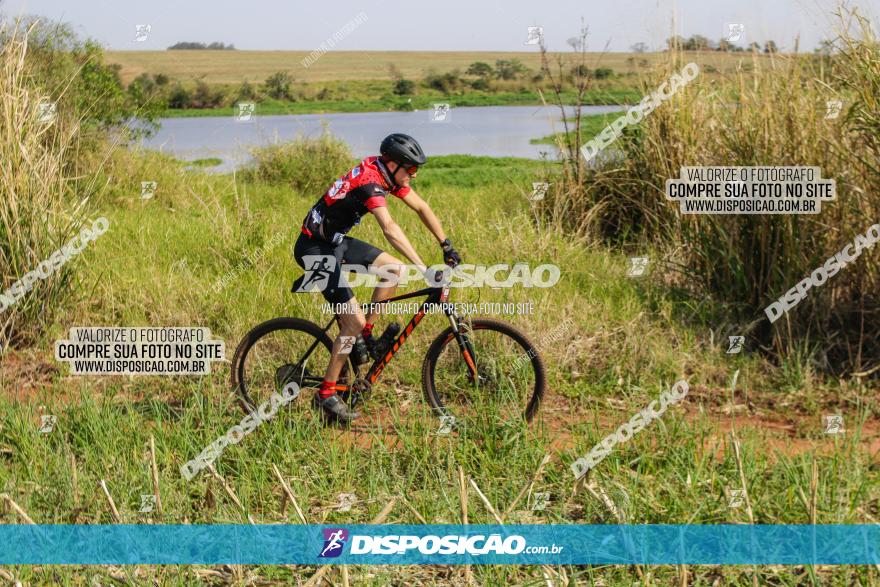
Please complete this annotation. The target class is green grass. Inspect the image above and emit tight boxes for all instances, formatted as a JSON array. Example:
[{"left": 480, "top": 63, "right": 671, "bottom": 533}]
[
  {"left": 160, "top": 88, "right": 642, "bottom": 117},
  {"left": 1, "top": 148, "right": 877, "bottom": 585},
  {"left": 530, "top": 112, "right": 616, "bottom": 145},
  {"left": 186, "top": 157, "right": 223, "bottom": 167}
]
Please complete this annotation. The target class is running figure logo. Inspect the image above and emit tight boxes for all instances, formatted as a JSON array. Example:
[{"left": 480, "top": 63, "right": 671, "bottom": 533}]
[
  {"left": 337, "top": 336, "right": 356, "bottom": 355},
  {"left": 627, "top": 257, "right": 649, "bottom": 278},
  {"left": 297, "top": 255, "right": 337, "bottom": 293},
  {"left": 726, "top": 336, "right": 745, "bottom": 354},
  {"left": 319, "top": 528, "right": 349, "bottom": 558}
]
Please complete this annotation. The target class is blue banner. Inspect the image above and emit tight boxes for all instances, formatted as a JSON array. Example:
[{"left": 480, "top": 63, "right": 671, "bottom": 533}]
[{"left": 0, "top": 525, "right": 878, "bottom": 565}]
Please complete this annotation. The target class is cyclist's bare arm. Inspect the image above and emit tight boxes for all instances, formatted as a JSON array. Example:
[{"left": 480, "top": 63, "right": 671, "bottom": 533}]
[
  {"left": 371, "top": 206, "right": 426, "bottom": 269},
  {"left": 400, "top": 189, "right": 447, "bottom": 246}
]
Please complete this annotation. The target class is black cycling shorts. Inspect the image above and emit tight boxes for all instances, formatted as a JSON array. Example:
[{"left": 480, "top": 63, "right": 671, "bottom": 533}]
[{"left": 293, "top": 233, "right": 383, "bottom": 304}]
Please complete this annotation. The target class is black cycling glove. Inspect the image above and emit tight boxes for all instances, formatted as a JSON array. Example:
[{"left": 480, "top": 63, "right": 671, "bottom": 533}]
[{"left": 440, "top": 238, "right": 462, "bottom": 267}]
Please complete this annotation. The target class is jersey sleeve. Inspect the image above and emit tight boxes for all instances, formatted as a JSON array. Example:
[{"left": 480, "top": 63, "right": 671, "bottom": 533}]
[
  {"left": 391, "top": 185, "right": 411, "bottom": 198},
  {"left": 362, "top": 184, "right": 388, "bottom": 210}
]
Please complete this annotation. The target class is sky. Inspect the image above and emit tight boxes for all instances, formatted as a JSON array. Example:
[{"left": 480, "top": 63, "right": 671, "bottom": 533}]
[{"left": 1, "top": 0, "right": 877, "bottom": 52}]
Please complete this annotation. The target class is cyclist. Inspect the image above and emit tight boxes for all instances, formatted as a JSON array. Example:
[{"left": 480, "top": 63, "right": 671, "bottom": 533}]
[{"left": 293, "top": 133, "right": 462, "bottom": 423}]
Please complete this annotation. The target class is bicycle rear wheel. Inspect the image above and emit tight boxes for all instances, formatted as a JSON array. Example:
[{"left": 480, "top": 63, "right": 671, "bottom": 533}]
[
  {"left": 231, "top": 317, "right": 352, "bottom": 415},
  {"left": 421, "top": 318, "right": 545, "bottom": 430}
]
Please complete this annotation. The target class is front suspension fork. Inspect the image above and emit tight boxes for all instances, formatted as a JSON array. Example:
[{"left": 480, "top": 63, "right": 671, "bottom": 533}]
[{"left": 446, "top": 312, "right": 478, "bottom": 381}]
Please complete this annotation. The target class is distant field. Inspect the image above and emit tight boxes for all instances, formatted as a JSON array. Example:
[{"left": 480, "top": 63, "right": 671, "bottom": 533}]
[{"left": 106, "top": 50, "right": 768, "bottom": 84}]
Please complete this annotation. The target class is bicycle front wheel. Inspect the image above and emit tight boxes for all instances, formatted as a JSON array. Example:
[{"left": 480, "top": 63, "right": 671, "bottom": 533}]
[{"left": 421, "top": 318, "right": 545, "bottom": 429}]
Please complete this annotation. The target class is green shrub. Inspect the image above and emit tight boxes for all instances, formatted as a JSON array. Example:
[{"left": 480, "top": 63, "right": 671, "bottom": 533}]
[
  {"left": 264, "top": 71, "right": 293, "bottom": 100},
  {"left": 167, "top": 83, "right": 191, "bottom": 108},
  {"left": 470, "top": 78, "right": 490, "bottom": 91},
  {"left": 571, "top": 64, "right": 591, "bottom": 78},
  {"left": 494, "top": 59, "right": 528, "bottom": 80},
  {"left": 423, "top": 70, "right": 464, "bottom": 94},
  {"left": 235, "top": 79, "right": 257, "bottom": 101},
  {"left": 466, "top": 62, "right": 494, "bottom": 78},
  {"left": 127, "top": 72, "right": 167, "bottom": 118},
  {"left": 190, "top": 80, "right": 224, "bottom": 108},
  {"left": 243, "top": 131, "right": 354, "bottom": 195},
  {"left": 393, "top": 79, "right": 415, "bottom": 95}
]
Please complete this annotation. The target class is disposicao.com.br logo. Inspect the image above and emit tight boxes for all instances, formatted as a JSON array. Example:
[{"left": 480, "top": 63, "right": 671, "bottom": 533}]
[{"left": 318, "top": 529, "right": 563, "bottom": 557}]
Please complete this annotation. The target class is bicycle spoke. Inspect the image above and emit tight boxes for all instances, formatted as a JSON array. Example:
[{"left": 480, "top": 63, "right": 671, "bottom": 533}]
[
  {"left": 430, "top": 323, "right": 538, "bottom": 430},
  {"left": 234, "top": 323, "right": 349, "bottom": 414}
]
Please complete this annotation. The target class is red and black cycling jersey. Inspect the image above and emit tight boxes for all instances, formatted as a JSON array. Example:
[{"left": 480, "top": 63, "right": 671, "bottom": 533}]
[{"left": 301, "top": 156, "right": 410, "bottom": 243}]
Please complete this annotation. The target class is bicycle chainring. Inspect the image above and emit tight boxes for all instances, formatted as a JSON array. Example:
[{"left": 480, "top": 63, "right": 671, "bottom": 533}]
[{"left": 341, "top": 378, "right": 372, "bottom": 406}]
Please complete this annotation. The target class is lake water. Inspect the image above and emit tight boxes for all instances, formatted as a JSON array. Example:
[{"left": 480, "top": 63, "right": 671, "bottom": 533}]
[{"left": 139, "top": 105, "right": 625, "bottom": 171}]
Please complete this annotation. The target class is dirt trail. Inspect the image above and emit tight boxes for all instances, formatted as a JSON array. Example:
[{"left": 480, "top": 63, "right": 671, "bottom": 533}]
[
  {"left": 2, "top": 350, "right": 877, "bottom": 459},
  {"left": 313, "top": 388, "right": 880, "bottom": 460}
]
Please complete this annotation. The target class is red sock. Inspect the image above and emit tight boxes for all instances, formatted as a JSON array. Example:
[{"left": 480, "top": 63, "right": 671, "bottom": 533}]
[
  {"left": 318, "top": 380, "right": 336, "bottom": 399},
  {"left": 362, "top": 323, "right": 375, "bottom": 338}
]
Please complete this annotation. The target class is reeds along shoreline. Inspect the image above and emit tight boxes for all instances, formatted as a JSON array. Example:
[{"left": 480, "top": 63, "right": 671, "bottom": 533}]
[{"left": 541, "top": 12, "right": 880, "bottom": 373}]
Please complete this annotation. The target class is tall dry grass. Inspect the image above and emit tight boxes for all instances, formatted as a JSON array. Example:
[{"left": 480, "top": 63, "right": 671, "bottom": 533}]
[
  {"left": 0, "top": 23, "right": 87, "bottom": 346},
  {"left": 543, "top": 11, "right": 880, "bottom": 374}
]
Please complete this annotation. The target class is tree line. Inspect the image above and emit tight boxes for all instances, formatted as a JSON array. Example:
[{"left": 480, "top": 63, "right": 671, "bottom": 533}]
[{"left": 167, "top": 41, "right": 235, "bottom": 50}]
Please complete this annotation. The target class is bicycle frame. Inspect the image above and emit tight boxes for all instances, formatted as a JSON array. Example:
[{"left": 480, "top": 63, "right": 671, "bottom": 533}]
[{"left": 317, "top": 285, "right": 479, "bottom": 393}]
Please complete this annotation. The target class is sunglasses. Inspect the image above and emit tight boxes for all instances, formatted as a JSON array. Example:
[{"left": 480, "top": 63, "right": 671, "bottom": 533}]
[{"left": 400, "top": 164, "right": 419, "bottom": 176}]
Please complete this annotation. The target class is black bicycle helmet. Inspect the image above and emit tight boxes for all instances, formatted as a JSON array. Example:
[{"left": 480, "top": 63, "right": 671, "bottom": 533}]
[{"left": 380, "top": 133, "right": 427, "bottom": 167}]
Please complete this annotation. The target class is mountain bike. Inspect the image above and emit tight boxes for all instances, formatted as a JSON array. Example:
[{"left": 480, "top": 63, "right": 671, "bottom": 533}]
[{"left": 230, "top": 280, "right": 545, "bottom": 429}]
